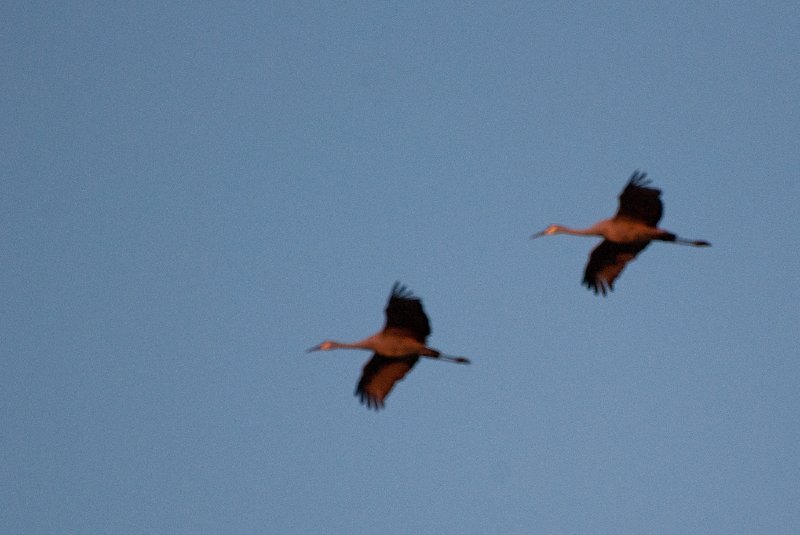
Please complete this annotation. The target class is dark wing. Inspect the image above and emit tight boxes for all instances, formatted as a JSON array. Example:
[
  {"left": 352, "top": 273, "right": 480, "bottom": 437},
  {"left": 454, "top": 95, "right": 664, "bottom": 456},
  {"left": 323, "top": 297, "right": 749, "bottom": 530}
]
[
  {"left": 583, "top": 240, "right": 650, "bottom": 295},
  {"left": 616, "top": 171, "right": 663, "bottom": 226},
  {"left": 355, "top": 354, "right": 419, "bottom": 410},
  {"left": 384, "top": 282, "right": 431, "bottom": 343}
]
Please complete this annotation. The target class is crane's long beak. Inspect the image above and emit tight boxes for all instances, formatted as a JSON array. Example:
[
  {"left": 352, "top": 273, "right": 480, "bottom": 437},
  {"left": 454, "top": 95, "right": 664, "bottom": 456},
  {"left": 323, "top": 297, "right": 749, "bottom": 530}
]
[
  {"left": 530, "top": 230, "right": 547, "bottom": 239},
  {"left": 306, "top": 344, "right": 322, "bottom": 353}
]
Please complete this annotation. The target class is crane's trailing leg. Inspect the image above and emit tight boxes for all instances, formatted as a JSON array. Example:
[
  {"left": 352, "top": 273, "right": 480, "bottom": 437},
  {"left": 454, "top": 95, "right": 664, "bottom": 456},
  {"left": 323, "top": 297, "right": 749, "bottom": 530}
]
[
  {"left": 667, "top": 235, "right": 711, "bottom": 247},
  {"left": 431, "top": 353, "right": 471, "bottom": 364}
]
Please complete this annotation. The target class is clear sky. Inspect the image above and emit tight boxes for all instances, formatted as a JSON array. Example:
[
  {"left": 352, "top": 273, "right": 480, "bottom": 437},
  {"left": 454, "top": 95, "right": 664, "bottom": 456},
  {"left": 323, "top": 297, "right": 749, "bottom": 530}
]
[{"left": 3, "top": 2, "right": 799, "bottom": 533}]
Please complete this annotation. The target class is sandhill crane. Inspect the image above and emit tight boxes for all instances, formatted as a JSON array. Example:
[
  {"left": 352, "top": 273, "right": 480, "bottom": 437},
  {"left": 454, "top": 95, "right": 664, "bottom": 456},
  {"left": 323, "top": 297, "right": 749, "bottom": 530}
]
[
  {"left": 307, "top": 282, "right": 470, "bottom": 410},
  {"left": 531, "top": 171, "right": 710, "bottom": 295}
]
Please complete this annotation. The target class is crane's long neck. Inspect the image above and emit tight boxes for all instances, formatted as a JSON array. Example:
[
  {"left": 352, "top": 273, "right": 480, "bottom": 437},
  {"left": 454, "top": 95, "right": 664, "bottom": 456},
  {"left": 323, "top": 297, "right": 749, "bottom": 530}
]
[
  {"left": 329, "top": 340, "right": 371, "bottom": 351},
  {"left": 554, "top": 224, "right": 604, "bottom": 237}
]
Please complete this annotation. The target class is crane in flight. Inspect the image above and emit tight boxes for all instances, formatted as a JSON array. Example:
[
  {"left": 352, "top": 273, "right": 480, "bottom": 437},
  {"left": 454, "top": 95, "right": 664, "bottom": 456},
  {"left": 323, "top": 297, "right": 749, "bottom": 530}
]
[
  {"left": 307, "top": 282, "right": 470, "bottom": 410},
  {"left": 531, "top": 171, "right": 711, "bottom": 295}
]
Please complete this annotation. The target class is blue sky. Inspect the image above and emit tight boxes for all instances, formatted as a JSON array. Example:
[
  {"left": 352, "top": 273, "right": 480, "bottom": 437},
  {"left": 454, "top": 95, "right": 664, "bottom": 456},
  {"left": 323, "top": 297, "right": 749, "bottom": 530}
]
[{"left": 3, "top": 2, "right": 799, "bottom": 533}]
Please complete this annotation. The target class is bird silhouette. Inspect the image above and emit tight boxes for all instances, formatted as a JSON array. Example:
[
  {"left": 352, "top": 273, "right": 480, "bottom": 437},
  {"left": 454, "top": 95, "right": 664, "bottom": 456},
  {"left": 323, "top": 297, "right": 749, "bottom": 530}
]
[
  {"left": 532, "top": 171, "right": 710, "bottom": 295},
  {"left": 307, "top": 282, "right": 470, "bottom": 410}
]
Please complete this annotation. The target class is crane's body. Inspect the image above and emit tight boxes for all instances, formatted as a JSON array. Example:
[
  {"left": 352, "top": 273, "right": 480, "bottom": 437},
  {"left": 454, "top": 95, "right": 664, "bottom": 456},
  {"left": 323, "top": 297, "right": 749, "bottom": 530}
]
[
  {"left": 532, "top": 171, "right": 710, "bottom": 295},
  {"left": 307, "top": 283, "right": 469, "bottom": 410}
]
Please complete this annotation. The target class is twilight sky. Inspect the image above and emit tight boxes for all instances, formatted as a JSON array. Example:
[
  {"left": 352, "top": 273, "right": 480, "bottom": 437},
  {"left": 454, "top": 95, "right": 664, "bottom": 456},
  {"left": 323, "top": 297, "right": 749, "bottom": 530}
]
[{"left": 3, "top": 2, "right": 799, "bottom": 533}]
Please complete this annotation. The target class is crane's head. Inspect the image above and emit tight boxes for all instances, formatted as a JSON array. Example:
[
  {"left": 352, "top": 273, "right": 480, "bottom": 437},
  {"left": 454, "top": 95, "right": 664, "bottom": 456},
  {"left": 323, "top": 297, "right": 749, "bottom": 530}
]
[
  {"left": 306, "top": 340, "right": 336, "bottom": 352},
  {"left": 530, "top": 224, "right": 562, "bottom": 239}
]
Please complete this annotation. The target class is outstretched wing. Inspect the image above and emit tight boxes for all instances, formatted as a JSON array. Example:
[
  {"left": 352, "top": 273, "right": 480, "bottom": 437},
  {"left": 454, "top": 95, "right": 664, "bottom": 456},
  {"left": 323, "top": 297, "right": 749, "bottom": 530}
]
[
  {"left": 616, "top": 171, "right": 663, "bottom": 226},
  {"left": 583, "top": 240, "right": 650, "bottom": 295},
  {"left": 384, "top": 282, "right": 431, "bottom": 343},
  {"left": 355, "top": 354, "right": 419, "bottom": 410}
]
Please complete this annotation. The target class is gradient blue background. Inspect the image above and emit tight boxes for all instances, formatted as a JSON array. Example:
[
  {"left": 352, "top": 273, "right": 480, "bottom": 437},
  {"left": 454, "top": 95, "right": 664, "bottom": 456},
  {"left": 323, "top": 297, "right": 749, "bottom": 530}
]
[{"left": 3, "top": 2, "right": 798, "bottom": 533}]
